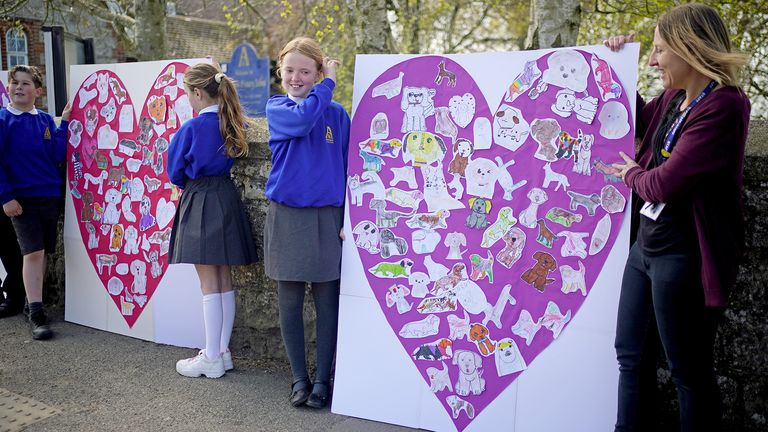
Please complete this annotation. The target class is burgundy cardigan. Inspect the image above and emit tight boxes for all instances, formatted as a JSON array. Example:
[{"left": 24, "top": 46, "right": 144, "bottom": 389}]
[{"left": 625, "top": 87, "right": 751, "bottom": 307}]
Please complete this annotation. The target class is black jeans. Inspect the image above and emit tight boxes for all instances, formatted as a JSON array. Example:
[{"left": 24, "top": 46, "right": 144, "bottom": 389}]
[{"left": 615, "top": 243, "right": 721, "bottom": 432}]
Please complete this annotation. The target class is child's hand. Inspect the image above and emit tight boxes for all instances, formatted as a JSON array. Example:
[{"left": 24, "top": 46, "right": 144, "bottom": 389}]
[
  {"left": 322, "top": 58, "right": 340, "bottom": 83},
  {"left": 61, "top": 102, "right": 72, "bottom": 121},
  {"left": 3, "top": 200, "right": 22, "bottom": 217},
  {"left": 339, "top": 228, "right": 346, "bottom": 241}
]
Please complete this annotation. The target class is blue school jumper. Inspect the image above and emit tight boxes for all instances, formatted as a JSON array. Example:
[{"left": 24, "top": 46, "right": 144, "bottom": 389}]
[
  {"left": 265, "top": 78, "right": 351, "bottom": 208},
  {"left": 0, "top": 107, "right": 68, "bottom": 204}
]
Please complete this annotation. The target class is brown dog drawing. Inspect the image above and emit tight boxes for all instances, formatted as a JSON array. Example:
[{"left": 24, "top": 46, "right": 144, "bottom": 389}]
[{"left": 521, "top": 251, "right": 557, "bottom": 292}]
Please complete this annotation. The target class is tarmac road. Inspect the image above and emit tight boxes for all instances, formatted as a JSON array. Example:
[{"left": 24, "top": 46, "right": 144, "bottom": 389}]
[{"left": 0, "top": 309, "right": 417, "bottom": 432}]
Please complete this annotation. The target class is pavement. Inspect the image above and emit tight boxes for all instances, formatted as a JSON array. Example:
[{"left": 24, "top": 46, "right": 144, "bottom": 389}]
[{"left": 0, "top": 308, "right": 417, "bottom": 432}]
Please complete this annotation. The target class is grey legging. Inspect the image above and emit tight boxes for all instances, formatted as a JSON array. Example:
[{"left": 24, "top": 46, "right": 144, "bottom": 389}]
[{"left": 278, "top": 280, "right": 340, "bottom": 385}]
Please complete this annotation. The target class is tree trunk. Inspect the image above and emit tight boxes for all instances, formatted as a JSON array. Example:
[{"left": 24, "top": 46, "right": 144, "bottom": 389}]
[
  {"left": 345, "top": 0, "right": 395, "bottom": 54},
  {"left": 525, "top": 0, "right": 581, "bottom": 49},
  {"left": 133, "top": 0, "right": 167, "bottom": 60}
]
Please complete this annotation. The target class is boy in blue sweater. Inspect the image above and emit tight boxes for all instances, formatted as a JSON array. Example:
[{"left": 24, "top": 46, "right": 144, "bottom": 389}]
[{"left": 0, "top": 65, "right": 70, "bottom": 339}]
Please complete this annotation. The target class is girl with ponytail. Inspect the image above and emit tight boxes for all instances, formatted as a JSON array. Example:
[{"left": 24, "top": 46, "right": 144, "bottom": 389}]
[{"left": 167, "top": 62, "right": 257, "bottom": 378}]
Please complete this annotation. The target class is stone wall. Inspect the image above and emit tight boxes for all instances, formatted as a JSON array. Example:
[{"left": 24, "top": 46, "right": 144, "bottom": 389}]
[{"left": 44, "top": 119, "right": 768, "bottom": 430}]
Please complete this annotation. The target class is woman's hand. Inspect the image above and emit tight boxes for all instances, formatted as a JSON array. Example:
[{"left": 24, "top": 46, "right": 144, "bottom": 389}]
[
  {"left": 322, "top": 57, "right": 340, "bottom": 83},
  {"left": 613, "top": 151, "right": 639, "bottom": 182},
  {"left": 603, "top": 32, "right": 636, "bottom": 52}
]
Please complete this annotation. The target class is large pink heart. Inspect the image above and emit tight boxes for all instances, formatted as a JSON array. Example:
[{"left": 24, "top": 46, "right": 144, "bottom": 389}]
[
  {"left": 348, "top": 52, "right": 633, "bottom": 430},
  {"left": 0, "top": 84, "right": 8, "bottom": 107},
  {"left": 67, "top": 63, "right": 193, "bottom": 328}
]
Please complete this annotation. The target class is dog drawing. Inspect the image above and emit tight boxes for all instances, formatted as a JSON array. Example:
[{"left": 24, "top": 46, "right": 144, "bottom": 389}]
[
  {"left": 481, "top": 206, "right": 517, "bottom": 248},
  {"left": 531, "top": 118, "right": 561, "bottom": 162},
  {"left": 446, "top": 395, "right": 475, "bottom": 419},
  {"left": 434, "top": 60, "right": 457, "bottom": 87},
  {"left": 408, "top": 272, "right": 430, "bottom": 298},
  {"left": 469, "top": 323, "right": 496, "bottom": 357},
  {"left": 399, "top": 314, "right": 440, "bottom": 338},
  {"left": 431, "top": 263, "right": 466, "bottom": 296},
  {"left": 481, "top": 284, "right": 516, "bottom": 329},
  {"left": 385, "top": 284, "right": 412, "bottom": 314},
  {"left": 124, "top": 226, "right": 139, "bottom": 255},
  {"left": 352, "top": 220, "right": 380, "bottom": 254},
  {"left": 369, "top": 199, "right": 415, "bottom": 228},
  {"left": 447, "top": 310, "right": 471, "bottom": 341},
  {"left": 573, "top": 133, "right": 594, "bottom": 175},
  {"left": 497, "top": 227, "right": 526, "bottom": 269},
  {"left": 412, "top": 338, "right": 453, "bottom": 361},
  {"left": 521, "top": 251, "right": 557, "bottom": 292},
  {"left": 144, "top": 250, "right": 163, "bottom": 279},
  {"left": 495, "top": 156, "right": 527, "bottom": 200},
  {"left": 389, "top": 166, "right": 417, "bottom": 189},
  {"left": 83, "top": 171, "right": 108, "bottom": 195},
  {"left": 427, "top": 361, "right": 452, "bottom": 393},
  {"left": 130, "top": 259, "right": 147, "bottom": 295},
  {"left": 469, "top": 251, "right": 494, "bottom": 283},
  {"left": 542, "top": 162, "right": 570, "bottom": 191},
  {"left": 443, "top": 232, "right": 467, "bottom": 260},
  {"left": 349, "top": 171, "right": 385, "bottom": 206},
  {"left": 453, "top": 349, "right": 486, "bottom": 396},
  {"left": 379, "top": 228, "right": 408, "bottom": 259},
  {"left": 368, "top": 259, "right": 414, "bottom": 278},
  {"left": 536, "top": 219, "right": 559, "bottom": 248},
  {"left": 96, "top": 254, "right": 117, "bottom": 275},
  {"left": 494, "top": 337, "right": 527, "bottom": 376},
  {"left": 465, "top": 158, "right": 498, "bottom": 199},
  {"left": 519, "top": 188, "right": 548, "bottom": 228},
  {"left": 560, "top": 260, "right": 587, "bottom": 296},
  {"left": 567, "top": 190, "right": 602, "bottom": 216},
  {"left": 359, "top": 149, "right": 385, "bottom": 172},
  {"left": 401, "top": 86, "right": 436, "bottom": 132},
  {"left": 466, "top": 197, "right": 491, "bottom": 229}
]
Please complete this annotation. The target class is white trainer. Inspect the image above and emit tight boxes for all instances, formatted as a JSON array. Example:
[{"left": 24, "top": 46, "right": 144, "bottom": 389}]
[
  {"left": 176, "top": 351, "right": 225, "bottom": 378},
  {"left": 222, "top": 350, "right": 234, "bottom": 371}
]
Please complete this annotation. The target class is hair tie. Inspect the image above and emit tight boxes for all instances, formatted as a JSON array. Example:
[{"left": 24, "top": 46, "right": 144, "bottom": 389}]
[{"left": 214, "top": 72, "right": 226, "bottom": 84}]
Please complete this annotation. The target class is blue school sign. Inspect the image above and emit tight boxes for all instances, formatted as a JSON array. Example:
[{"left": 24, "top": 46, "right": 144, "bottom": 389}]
[{"left": 228, "top": 42, "right": 270, "bottom": 117}]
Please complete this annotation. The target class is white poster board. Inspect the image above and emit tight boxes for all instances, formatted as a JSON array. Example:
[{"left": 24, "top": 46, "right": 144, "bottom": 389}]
[
  {"left": 64, "top": 59, "right": 210, "bottom": 348},
  {"left": 334, "top": 44, "right": 639, "bottom": 432}
]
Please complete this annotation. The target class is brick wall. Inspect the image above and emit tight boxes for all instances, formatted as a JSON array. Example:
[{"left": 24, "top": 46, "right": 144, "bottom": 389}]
[{"left": 0, "top": 19, "right": 48, "bottom": 111}]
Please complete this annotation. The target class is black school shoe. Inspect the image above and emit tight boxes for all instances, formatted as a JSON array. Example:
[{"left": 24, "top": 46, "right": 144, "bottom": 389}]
[
  {"left": 305, "top": 382, "right": 329, "bottom": 409},
  {"left": 0, "top": 298, "right": 23, "bottom": 318},
  {"left": 290, "top": 379, "right": 312, "bottom": 407},
  {"left": 29, "top": 309, "right": 53, "bottom": 340}
]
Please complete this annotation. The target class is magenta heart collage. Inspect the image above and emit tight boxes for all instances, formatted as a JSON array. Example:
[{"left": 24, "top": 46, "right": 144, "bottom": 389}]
[
  {"left": 347, "top": 50, "right": 634, "bottom": 430},
  {"left": 66, "top": 62, "right": 192, "bottom": 328}
]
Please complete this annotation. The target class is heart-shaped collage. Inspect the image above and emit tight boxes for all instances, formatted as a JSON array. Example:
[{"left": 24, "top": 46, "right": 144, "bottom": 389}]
[
  {"left": 67, "top": 62, "right": 193, "bottom": 328},
  {"left": 348, "top": 51, "right": 633, "bottom": 430},
  {"left": 0, "top": 83, "right": 8, "bottom": 107}
]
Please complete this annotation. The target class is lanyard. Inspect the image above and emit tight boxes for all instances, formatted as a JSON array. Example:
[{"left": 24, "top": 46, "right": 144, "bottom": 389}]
[{"left": 660, "top": 80, "right": 717, "bottom": 159}]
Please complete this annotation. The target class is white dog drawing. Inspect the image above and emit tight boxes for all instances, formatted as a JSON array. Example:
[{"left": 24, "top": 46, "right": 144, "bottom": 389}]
[
  {"left": 465, "top": 158, "right": 499, "bottom": 199},
  {"left": 352, "top": 220, "right": 380, "bottom": 254},
  {"left": 447, "top": 310, "right": 470, "bottom": 341},
  {"left": 123, "top": 226, "right": 139, "bottom": 255},
  {"left": 494, "top": 337, "right": 527, "bottom": 376},
  {"left": 427, "top": 361, "right": 452, "bottom": 393},
  {"left": 349, "top": 171, "right": 385, "bottom": 206},
  {"left": 542, "top": 162, "right": 570, "bottom": 191},
  {"left": 453, "top": 350, "right": 486, "bottom": 396},
  {"left": 519, "top": 188, "right": 549, "bottom": 228},
  {"left": 400, "top": 86, "right": 436, "bottom": 132},
  {"left": 408, "top": 271, "right": 430, "bottom": 298},
  {"left": 399, "top": 314, "right": 440, "bottom": 339},
  {"left": 129, "top": 259, "right": 147, "bottom": 295}
]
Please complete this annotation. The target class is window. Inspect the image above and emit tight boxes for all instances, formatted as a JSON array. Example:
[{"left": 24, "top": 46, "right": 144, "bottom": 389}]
[{"left": 6, "top": 28, "right": 28, "bottom": 68}]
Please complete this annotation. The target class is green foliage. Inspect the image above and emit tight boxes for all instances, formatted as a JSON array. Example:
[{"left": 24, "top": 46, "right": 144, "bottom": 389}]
[{"left": 579, "top": 0, "right": 768, "bottom": 117}]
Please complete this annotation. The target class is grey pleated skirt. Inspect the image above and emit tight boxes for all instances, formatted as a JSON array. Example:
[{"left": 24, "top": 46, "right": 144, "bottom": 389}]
[
  {"left": 263, "top": 201, "right": 343, "bottom": 282},
  {"left": 169, "top": 176, "right": 257, "bottom": 265}
]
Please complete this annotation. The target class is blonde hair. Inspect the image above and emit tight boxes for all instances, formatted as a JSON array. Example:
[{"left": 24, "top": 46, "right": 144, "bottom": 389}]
[
  {"left": 183, "top": 63, "right": 249, "bottom": 158},
  {"left": 657, "top": 3, "right": 748, "bottom": 86},
  {"left": 276, "top": 37, "right": 325, "bottom": 82},
  {"left": 9, "top": 65, "right": 43, "bottom": 88}
]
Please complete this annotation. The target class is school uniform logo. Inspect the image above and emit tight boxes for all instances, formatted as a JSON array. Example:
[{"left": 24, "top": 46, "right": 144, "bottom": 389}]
[
  {"left": 326, "top": 126, "right": 334, "bottom": 144},
  {"left": 43, "top": 127, "right": 51, "bottom": 140}
]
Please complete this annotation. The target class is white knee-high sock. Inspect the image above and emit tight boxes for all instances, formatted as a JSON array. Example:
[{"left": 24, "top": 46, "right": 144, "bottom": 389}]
[
  {"left": 220, "top": 290, "right": 236, "bottom": 354},
  {"left": 202, "top": 293, "right": 223, "bottom": 360}
]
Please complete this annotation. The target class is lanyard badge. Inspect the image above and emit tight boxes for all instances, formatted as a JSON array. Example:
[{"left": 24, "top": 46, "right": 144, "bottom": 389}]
[{"left": 660, "top": 80, "right": 717, "bottom": 159}]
